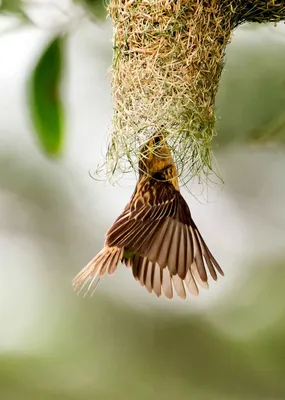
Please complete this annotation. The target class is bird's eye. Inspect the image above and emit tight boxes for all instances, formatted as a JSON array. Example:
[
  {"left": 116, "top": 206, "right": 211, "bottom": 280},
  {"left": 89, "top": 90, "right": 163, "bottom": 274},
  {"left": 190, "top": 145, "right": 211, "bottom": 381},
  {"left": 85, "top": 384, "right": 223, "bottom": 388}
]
[
  {"left": 153, "top": 136, "right": 160, "bottom": 145},
  {"left": 152, "top": 171, "right": 162, "bottom": 180}
]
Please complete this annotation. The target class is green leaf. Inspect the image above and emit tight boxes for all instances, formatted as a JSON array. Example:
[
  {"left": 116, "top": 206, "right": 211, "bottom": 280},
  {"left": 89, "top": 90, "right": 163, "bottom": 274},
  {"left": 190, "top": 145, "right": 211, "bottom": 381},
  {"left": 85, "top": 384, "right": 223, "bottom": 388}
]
[{"left": 28, "top": 36, "right": 64, "bottom": 157}]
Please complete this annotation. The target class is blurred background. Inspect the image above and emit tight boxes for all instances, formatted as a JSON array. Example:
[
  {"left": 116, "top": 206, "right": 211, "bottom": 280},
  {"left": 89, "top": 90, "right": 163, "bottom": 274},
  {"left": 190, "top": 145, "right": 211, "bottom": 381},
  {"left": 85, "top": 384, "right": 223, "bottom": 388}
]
[{"left": 0, "top": 1, "right": 285, "bottom": 399}]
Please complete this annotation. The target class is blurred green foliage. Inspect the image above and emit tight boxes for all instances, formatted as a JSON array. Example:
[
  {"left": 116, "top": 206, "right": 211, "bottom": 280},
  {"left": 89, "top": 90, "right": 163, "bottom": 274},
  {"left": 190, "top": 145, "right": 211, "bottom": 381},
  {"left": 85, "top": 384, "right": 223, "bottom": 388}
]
[
  {"left": 79, "top": 0, "right": 107, "bottom": 19},
  {"left": 1, "top": 291, "right": 285, "bottom": 400},
  {"left": 216, "top": 29, "right": 285, "bottom": 147},
  {"left": 0, "top": 0, "right": 22, "bottom": 15},
  {"left": 28, "top": 36, "right": 64, "bottom": 156}
]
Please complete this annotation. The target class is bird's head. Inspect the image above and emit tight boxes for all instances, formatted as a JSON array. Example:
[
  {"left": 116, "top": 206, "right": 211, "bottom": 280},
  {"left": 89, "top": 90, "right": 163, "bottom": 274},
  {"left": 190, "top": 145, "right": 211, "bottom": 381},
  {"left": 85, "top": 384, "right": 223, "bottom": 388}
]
[{"left": 138, "top": 134, "right": 179, "bottom": 189}]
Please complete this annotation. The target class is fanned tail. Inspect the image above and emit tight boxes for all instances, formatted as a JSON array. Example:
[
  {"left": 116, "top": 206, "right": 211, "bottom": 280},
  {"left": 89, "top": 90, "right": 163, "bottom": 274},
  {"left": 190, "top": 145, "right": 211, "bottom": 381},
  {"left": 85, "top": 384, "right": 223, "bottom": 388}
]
[{"left": 73, "top": 246, "right": 123, "bottom": 297}]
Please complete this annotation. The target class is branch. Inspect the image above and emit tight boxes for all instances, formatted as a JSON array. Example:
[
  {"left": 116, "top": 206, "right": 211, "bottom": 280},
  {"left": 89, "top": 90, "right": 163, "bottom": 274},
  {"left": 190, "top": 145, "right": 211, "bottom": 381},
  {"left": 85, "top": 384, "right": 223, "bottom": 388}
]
[{"left": 231, "top": 0, "right": 285, "bottom": 27}]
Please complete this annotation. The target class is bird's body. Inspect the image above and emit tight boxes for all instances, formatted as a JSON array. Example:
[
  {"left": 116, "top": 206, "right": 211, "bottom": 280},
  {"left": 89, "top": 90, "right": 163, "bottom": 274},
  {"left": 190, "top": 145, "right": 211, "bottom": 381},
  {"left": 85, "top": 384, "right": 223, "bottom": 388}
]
[{"left": 73, "top": 135, "right": 223, "bottom": 299}]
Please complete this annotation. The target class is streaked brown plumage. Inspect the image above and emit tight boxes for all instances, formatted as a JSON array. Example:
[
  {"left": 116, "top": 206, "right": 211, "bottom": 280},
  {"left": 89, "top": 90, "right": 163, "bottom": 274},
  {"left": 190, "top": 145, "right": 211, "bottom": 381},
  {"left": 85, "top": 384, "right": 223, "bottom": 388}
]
[{"left": 73, "top": 135, "right": 223, "bottom": 299}]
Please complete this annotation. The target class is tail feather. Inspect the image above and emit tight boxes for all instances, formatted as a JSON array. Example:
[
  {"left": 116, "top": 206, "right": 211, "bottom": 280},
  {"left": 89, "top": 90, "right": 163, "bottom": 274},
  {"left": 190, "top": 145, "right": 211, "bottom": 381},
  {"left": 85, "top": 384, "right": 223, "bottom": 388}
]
[
  {"left": 108, "top": 248, "right": 123, "bottom": 275},
  {"left": 73, "top": 246, "right": 123, "bottom": 296}
]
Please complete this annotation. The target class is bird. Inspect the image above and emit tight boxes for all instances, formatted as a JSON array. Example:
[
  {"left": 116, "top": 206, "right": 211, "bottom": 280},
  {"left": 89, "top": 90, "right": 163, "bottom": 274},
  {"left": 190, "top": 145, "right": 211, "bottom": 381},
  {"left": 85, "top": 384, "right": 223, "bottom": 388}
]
[{"left": 73, "top": 134, "right": 224, "bottom": 299}]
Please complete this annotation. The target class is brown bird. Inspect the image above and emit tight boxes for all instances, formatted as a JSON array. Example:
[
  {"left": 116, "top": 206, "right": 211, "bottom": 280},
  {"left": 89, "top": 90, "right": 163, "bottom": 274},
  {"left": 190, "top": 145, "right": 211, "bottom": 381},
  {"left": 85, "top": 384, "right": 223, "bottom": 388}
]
[{"left": 73, "top": 134, "right": 223, "bottom": 299}]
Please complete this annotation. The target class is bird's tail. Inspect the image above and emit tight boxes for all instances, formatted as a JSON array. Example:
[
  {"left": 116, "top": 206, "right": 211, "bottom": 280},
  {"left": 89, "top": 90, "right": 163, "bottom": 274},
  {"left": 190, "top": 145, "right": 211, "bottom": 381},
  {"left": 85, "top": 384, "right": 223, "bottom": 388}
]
[{"left": 72, "top": 246, "right": 123, "bottom": 297}]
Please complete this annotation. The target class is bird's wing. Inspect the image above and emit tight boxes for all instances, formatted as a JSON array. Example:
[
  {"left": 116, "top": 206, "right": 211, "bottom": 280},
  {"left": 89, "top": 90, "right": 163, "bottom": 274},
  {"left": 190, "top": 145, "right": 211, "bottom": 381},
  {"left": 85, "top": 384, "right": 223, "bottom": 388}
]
[
  {"left": 106, "top": 180, "right": 223, "bottom": 286},
  {"left": 124, "top": 253, "right": 209, "bottom": 299}
]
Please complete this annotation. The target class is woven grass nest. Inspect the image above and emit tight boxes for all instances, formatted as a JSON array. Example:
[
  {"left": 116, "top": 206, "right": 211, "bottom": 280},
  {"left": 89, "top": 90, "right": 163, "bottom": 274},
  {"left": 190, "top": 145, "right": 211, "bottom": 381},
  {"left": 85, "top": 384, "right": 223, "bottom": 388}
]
[{"left": 102, "top": 0, "right": 285, "bottom": 184}]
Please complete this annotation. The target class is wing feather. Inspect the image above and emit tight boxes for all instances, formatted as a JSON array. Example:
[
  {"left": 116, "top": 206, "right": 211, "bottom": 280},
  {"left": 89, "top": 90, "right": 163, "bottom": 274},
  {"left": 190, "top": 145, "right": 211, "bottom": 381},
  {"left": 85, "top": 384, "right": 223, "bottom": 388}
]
[
  {"left": 156, "top": 218, "right": 174, "bottom": 269},
  {"left": 172, "top": 275, "right": 186, "bottom": 299},
  {"left": 190, "top": 225, "right": 207, "bottom": 282},
  {"left": 191, "top": 264, "right": 209, "bottom": 290},
  {"left": 139, "top": 257, "right": 148, "bottom": 286},
  {"left": 167, "top": 221, "right": 180, "bottom": 275},
  {"left": 184, "top": 224, "right": 193, "bottom": 272},
  {"left": 199, "top": 234, "right": 224, "bottom": 277},
  {"left": 130, "top": 253, "right": 140, "bottom": 279},
  {"left": 184, "top": 270, "right": 199, "bottom": 296},
  {"left": 153, "top": 264, "right": 162, "bottom": 297},
  {"left": 109, "top": 220, "right": 137, "bottom": 246},
  {"left": 126, "top": 253, "right": 215, "bottom": 299},
  {"left": 195, "top": 231, "right": 218, "bottom": 281},
  {"left": 147, "top": 219, "right": 169, "bottom": 265},
  {"left": 136, "top": 218, "right": 163, "bottom": 254},
  {"left": 162, "top": 268, "right": 173, "bottom": 299},
  {"left": 145, "top": 261, "right": 154, "bottom": 293},
  {"left": 123, "top": 220, "right": 153, "bottom": 249},
  {"left": 177, "top": 224, "right": 187, "bottom": 279}
]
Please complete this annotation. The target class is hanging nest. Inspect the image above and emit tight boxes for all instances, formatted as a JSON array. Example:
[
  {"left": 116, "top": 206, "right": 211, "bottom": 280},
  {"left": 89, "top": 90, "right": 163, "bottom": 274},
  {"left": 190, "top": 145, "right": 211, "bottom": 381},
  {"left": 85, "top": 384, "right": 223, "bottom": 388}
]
[{"left": 102, "top": 0, "right": 285, "bottom": 184}]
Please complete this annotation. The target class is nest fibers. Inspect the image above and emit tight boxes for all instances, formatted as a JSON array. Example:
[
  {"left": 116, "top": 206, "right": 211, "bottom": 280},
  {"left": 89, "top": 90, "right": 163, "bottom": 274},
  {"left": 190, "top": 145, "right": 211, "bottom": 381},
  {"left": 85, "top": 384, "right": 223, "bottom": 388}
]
[{"left": 103, "top": 0, "right": 285, "bottom": 184}]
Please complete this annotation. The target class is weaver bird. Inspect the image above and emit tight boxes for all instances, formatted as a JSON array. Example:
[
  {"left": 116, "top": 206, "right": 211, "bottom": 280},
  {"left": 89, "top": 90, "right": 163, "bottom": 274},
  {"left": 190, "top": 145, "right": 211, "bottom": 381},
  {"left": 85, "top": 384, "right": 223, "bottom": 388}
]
[{"left": 73, "top": 135, "right": 223, "bottom": 299}]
